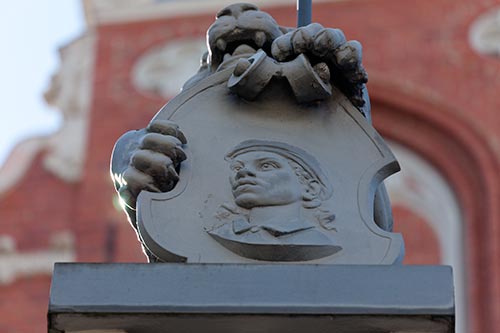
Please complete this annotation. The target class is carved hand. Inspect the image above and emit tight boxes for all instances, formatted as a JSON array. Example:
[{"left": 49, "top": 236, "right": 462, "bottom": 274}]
[
  {"left": 271, "top": 23, "right": 368, "bottom": 106},
  {"left": 112, "top": 119, "right": 187, "bottom": 211}
]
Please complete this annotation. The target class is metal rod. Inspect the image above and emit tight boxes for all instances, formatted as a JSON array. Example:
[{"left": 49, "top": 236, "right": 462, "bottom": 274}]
[{"left": 297, "top": 0, "right": 312, "bottom": 27}]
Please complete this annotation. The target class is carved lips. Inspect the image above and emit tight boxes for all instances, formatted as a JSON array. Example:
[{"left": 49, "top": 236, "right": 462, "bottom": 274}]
[{"left": 232, "top": 178, "right": 259, "bottom": 191}]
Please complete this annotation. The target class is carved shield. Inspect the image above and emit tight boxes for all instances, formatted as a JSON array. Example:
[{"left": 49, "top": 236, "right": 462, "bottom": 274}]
[{"left": 136, "top": 68, "right": 403, "bottom": 264}]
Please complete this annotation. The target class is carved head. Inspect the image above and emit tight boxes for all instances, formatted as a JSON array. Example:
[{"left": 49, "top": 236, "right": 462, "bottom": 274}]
[
  {"left": 206, "top": 3, "right": 285, "bottom": 69},
  {"left": 225, "top": 140, "right": 332, "bottom": 209}
]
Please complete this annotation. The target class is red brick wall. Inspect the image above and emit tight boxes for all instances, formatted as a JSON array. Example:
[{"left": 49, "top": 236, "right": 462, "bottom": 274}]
[
  {"left": 1, "top": 1, "right": 499, "bottom": 332},
  {"left": 0, "top": 276, "right": 51, "bottom": 333},
  {"left": 393, "top": 205, "right": 442, "bottom": 265},
  {"left": 0, "top": 155, "right": 77, "bottom": 251},
  {"left": 0, "top": 154, "right": 76, "bottom": 333}
]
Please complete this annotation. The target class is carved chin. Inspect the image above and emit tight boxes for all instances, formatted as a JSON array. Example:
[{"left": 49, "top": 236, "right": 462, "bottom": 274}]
[
  {"left": 234, "top": 193, "right": 260, "bottom": 209},
  {"left": 234, "top": 191, "right": 301, "bottom": 210}
]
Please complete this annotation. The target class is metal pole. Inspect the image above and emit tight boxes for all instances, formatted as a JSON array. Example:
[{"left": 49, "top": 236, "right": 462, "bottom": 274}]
[{"left": 297, "top": 0, "right": 312, "bottom": 27}]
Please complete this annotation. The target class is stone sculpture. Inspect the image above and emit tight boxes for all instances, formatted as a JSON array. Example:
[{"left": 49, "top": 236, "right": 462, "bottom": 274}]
[
  {"left": 49, "top": 5, "right": 458, "bottom": 333},
  {"left": 207, "top": 140, "right": 340, "bottom": 261},
  {"left": 111, "top": 2, "right": 403, "bottom": 264}
]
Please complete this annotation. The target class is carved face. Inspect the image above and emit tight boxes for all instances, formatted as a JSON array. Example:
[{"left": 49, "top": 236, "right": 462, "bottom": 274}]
[
  {"left": 229, "top": 151, "right": 304, "bottom": 209},
  {"left": 207, "top": 3, "right": 284, "bottom": 68}
]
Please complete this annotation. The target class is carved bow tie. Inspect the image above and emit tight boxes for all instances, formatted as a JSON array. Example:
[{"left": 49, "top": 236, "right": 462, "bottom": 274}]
[{"left": 232, "top": 218, "right": 314, "bottom": 237}]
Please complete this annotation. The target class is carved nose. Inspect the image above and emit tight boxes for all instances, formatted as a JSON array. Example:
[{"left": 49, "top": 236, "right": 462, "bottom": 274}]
[
  {"left": 235, "top": 167, "right": 256, "bottom": 179},
  {"left": 216, "top": 3, "right": 258, "bottom": 19}
]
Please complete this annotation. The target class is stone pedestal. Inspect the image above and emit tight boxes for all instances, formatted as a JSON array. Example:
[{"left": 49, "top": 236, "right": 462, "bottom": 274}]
[{"left": 48, "top": 263, "right": 454, "bottom": 333}]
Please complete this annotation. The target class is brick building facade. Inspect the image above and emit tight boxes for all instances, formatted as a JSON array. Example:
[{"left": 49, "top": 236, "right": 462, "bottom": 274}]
[{"left": 0, "top": 0, "right": 499, "bottom": 332}]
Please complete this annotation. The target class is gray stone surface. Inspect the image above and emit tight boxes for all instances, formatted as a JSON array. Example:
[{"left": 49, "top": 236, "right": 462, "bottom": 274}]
[
  {"left": 110, "top": 3, "right": 400, "bottom": 263},
  {"left": 116, "top": 71, "right": 404, "bottom": 264},
  {"left": 49, "top": 263, "right": 454, "bottom": 333}
]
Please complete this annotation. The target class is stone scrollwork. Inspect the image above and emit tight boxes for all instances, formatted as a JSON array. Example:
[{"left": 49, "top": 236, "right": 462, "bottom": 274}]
[{"left": 131, "top": 39, "right": 207, "bottom": 98}]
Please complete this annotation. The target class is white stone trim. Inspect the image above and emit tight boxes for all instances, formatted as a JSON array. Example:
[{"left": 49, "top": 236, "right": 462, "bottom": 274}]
[
  {"left": 0, "top": 33, "right": 95, "bottom": 195},
  {"left": 470, "top": 6, "right": 500, "bottom": 56},
  {"left": 132, "top": 38, "right": 206, "bottom": 98},
  {"left": 0, "top": 231, "right": 75, "bottom": 285},
  {"left": 42, "top": 33, "right": 96, "bottom": 182},
  {"left": 83, "top": 0, "right": 363, "bottom": 26},
  {"left": 0, "top": 138, "right": 47, "bottom": 196},
  {"left": 385, "top": 141, "right": 466, "bottom": 333}
]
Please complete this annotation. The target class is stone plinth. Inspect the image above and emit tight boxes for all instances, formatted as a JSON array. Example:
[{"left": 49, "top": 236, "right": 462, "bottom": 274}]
[{"left": 48, "top": 263, "right": 454, "bottom": 333}]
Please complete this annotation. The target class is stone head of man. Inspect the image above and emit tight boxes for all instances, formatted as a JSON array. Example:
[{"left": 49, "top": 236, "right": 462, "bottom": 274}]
[{"left": 225, "top": 140, "right": 332, "bottom": 210}]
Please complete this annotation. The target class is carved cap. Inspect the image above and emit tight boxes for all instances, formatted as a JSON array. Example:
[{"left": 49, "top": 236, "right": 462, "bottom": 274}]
[{"left": 225, "top": 139, "right": 333, "bottom": 200}]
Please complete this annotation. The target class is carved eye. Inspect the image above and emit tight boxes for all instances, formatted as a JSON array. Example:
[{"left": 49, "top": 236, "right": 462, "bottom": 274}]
[
  {"left": 241, "top": 4, "right": 258, "bottom": 12},
  {"left": 231, "top": 164, "right": 243, "bottom": 172},
  {"left": 260, "top": 162, "right": 278, "bottom": 171},
  {"left": 216, "top": 8, "right": 231, "bottom": 18}
]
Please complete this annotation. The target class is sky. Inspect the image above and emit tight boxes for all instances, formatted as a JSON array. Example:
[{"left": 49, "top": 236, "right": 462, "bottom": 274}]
[{"left": 0, "top": 0, "right": 84, "bottom": 166}]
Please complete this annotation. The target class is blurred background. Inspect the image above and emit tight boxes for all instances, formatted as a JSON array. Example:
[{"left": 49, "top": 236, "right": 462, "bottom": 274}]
[{"left": 1, "top": 0, "right": 499, "bottom": 332}]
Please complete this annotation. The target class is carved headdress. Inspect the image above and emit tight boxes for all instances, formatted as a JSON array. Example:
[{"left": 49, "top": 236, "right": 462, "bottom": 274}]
[{"left": 226, "top": 139, "right": 333, "bottom": 201}]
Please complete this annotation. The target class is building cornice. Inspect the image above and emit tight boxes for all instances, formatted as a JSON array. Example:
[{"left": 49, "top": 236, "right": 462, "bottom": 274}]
[{"left": 83, "top": 0, "right": 361, "bottom": 26}]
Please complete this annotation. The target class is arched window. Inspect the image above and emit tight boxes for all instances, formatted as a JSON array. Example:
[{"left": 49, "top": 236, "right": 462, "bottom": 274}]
[
  {"left": 386, "top": 141, "right": 466, "bottom": 332},
  {"left": 371, "top": 81, "right": 500, "bottom": 333}
]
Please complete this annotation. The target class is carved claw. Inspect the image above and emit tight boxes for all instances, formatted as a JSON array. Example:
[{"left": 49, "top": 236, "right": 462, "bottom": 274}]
[
  {"left": 334, "top": 40, "right": 367, "bottom": 83},
  {"left": 271, "top": 36, "right": 294, "bottom": 61},
  {"left": 312, "top": 28, "right": 346, "bottom": 58},
  {"left": 146, "top": 119, "right": 187, "bottom": 144},
  {"left": 112, "top": 119, "right": 187, "bottom": 211},
  {"left": 313, "top": 62, "right": 330, "bottom": 83},
  {"left": 270, "top": 23, "right": 367, "bottom": 107}
]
